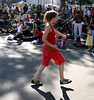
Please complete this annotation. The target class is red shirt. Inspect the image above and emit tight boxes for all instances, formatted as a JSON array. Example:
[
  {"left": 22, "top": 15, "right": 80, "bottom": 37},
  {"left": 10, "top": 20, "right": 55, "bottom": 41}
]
[
  {"left": 74, "top": 10, "right": 77, "bottom": 15},
  {"left": 25, "top": 17, "right": 30, "bottom": 21},
  {"left": 35, "top": 30, "right": 43, "bottom": 38},
  {"left": 91, "top": 11, "right": 94, "bottom": 16},
  {"left": 43, "top": 25, "right": 59, "bottom": 52}
]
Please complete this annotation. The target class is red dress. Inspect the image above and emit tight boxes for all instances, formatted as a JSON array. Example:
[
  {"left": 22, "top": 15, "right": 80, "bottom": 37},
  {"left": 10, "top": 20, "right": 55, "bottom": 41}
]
[{"left": 41, "top": 25, "right": 65, "bottom": 66}]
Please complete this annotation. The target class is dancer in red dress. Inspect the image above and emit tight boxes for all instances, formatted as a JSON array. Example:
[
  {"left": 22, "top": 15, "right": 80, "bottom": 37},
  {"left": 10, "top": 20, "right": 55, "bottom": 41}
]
[{"left": 31, "top": 10, "right": 72, "bottom": 85}]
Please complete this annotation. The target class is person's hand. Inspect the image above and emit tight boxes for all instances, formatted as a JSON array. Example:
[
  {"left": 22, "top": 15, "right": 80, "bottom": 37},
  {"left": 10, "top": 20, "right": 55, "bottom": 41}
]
[
  {"left": 62, "top": 35, "right": 66, "bottom": 39},
  {"left": 52, "top": 45, "right": 58, "bottom": 49}
]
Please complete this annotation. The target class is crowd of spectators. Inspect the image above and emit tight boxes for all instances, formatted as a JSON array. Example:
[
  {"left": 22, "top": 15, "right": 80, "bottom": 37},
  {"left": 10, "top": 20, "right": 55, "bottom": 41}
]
[{"left": 0, "top": 3, "right": 94, "bottom": 50}]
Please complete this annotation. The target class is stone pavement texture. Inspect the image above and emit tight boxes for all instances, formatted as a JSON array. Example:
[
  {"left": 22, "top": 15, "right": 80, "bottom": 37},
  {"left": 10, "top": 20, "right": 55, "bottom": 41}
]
[{"left": 0, "top": 33, "right": 94, "bottom": 100}]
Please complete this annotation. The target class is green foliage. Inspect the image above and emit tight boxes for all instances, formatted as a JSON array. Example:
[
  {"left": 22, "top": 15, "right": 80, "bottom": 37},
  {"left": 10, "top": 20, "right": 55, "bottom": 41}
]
[
  {"left": 60, "top": 0, "right": 93, "bottom": 6},
  {"left": 78, "top": 0, "right": 93, "bottom": 5}
]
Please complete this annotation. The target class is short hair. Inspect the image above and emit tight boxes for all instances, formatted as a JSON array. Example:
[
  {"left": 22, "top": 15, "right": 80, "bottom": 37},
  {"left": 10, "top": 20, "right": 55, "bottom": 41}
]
[
  {"left": 76, "top": 11, "right": 80, "bottom": 13},
  {"left": 88, "top": 24, "right": 93, "bottom": 30},
  {"left": 19, "top": 20, "right": 23, "bottom": 23},
  {"left": 36, "top": 26, "right": 41, "bottom": 31},
  {"left": 43, "top": 10, "right": 58, "bottom": 23}
]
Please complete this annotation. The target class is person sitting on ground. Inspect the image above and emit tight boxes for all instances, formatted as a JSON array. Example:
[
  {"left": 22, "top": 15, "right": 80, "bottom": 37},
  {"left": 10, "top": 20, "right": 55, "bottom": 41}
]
[
  {"left": 56, "top": 35, "right": 65, "bottom": 48},
  {"left": 9, "top": 18, "right": 17, "bottom": 34},
  {"left": 23, "top": 23, "right": 32, "bottom": 36},
  {"left": 27, "top": 16, "right": 34, "bottom": 30},
  {"left": 32, "top": 26, "right": 43, "bottom": 42},
  {"left": 27, "top": 16, "right": 34, "bottom": 24},
  {"left": 13, "top": 20, "right": 23, "bottom": 40},
  {"left": 14, "top": 12, "right": 19, "bottom": 22},
  {"left": 25, "top": 14, "right": 30, "bottom": 22}
]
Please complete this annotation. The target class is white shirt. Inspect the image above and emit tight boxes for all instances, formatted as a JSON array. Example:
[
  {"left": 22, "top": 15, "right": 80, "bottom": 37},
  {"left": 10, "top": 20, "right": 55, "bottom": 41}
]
[
  {"left": 84, "top": 8, "right": 87, "bottom": 15},
  {"left": 17, "top": 24, "right": 22, "bottom": 33},
  {"left": 87, "top": 10, "right": 91, "bottom": 16},
  {"left": 19, "top": 15, "right": 24, "bottom": 21},
  {"left": 11, "top": 6, "right": 16, "bottom": 11},
  {"left": 28, "top": 6, "right": 31, "bottom": 12},
  {"left": 28, "top": 19, "right": 33, "bottom": 23}
]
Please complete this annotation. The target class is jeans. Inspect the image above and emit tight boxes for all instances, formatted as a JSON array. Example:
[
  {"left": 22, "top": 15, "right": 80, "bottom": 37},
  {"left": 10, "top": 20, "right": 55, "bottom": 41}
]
[{"left": 74, "top": 23, "right": 82, "bottom": 40}]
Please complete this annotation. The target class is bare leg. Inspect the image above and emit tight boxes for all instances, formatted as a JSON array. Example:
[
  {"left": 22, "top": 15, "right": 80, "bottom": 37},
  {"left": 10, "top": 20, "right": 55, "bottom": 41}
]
[
  {"left": 33, "top": 64, "right": 46, "bottom": 79},
  {"left": 59, "top": 63, "right": 64, "bottom": 80}
]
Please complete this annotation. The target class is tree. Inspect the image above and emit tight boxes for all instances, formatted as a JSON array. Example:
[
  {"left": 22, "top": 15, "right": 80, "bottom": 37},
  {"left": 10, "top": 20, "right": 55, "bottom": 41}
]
[
  {"left": 61, "top": 0, "right": 93, "bottom": 5},
  {"left": 67, "top": 0, "right": 93, "bottom": 5}
]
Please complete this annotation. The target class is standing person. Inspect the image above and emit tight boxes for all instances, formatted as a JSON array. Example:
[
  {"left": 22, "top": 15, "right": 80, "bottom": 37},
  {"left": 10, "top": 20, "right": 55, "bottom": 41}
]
[
  {"left": 74, "top": 11, "right": 83, "bottom": 43},
  {"left": 36, "top": 5, "right": 42, "bottom": 19},
  {"left": 47, "top": 5, "right": 51, "bottom": 11},
  {"left": 86, "top": 25, "right": 93, "bottom": 51},
  {"left": 28, "top": 4, "right": 31, "bottom": 14},
  {"left": 87, "top": 7, "right": 91, "bottom": 23},
  {"left": 23, "top": 4, "right": 28, "bottom": 14},
  {"left": 31, "top": 10, "right": 72, "bottom": 85},
  {"left": 73, "top": 7, "right": 77, "bottom": 16},
  {"left": 31, "top": 4, "right": 36, "bottom": 15},
  {"left": 65, "top": 6, "right": 70, "bottom": 17}
]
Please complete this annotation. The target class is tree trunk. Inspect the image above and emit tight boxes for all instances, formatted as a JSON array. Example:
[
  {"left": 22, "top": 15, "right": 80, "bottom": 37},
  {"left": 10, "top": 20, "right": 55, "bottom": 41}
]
[
  {"left": 43, "top": 0, "right": 45, "bottom": 5},
  {"left": 0, "top": 0, "right": 2, "bottom": 5},
  {"left": 61, "top": 0, "right": 65, "bottom": 7},
  {"left": 79, "top": 0, "right": 82, "bottom": 11},
  {"left": 41, "top": 0, "right": 42, "bottom": 5},
  {"left": 38, "top": 0, "right": 39, "bottom": 5}
]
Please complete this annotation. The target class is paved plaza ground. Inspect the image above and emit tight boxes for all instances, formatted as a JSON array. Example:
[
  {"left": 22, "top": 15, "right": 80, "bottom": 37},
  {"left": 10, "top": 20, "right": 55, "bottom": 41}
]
[{"left": 0, "top": 33, "right": 94, "bottom": 100}]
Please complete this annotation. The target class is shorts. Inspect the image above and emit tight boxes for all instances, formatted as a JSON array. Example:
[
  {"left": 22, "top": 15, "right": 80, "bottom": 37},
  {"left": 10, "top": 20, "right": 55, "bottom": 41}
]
[{"left": 41, "top": 50, "right": 65, "bottom": 66}]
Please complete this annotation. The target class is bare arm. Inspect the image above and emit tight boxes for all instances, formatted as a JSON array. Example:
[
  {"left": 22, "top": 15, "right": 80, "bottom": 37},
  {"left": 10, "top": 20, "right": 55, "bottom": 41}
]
[
  {"left": 87, "top": 30, "right": 93, "bottom": 36},
  {"left": 33, "top": 31, "right": 37, "bottom": 36},
  {"left": 56, "top": 31, "right": 66, "bottom": 39}
]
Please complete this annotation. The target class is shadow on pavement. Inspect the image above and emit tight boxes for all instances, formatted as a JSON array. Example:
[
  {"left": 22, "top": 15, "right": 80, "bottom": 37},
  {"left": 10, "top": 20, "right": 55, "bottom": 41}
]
[
  {"left": 17, "top": 40, "right": 23, "bottom": 45},
  {"left": 31, "top": 85, "right": 56, "bottom": 100},
  {"left": 60, "top": 86, "right": 74, "bottom": 100}
]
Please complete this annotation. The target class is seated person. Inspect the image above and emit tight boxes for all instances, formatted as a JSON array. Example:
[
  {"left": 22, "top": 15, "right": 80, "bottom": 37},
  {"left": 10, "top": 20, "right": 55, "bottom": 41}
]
[
  {"left": 27, "top": 16, "right": 34, "bottom": 30},
  {"left": 13, "top": 20, "right": 23, "bottom": 40},
  {"left": 67, "top": 24, "right": 74, "bottom": 39},
  {"left": 8, "top": 18, "right": 17, "bottom": 34},
  {"left": 23, "top": 23, "right": 33, "bottom": 36},
  {"left": 56, "top": 35, "right": 65, "bottom": 48},
  {"left": 27, "top": 16, "right": 34, "bottom": 24},
  {"left": 25, "top": 14, "right": 30, "bottom": 22},
  {"left": 32, "top": 26, "right": 43, "bottom": 42}
]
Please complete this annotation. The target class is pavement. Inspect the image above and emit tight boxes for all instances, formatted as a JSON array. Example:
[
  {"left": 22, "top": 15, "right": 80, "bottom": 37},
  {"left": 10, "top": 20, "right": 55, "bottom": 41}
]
[{"left": 0, "top": 32, "right": 94, "bottom": 100}]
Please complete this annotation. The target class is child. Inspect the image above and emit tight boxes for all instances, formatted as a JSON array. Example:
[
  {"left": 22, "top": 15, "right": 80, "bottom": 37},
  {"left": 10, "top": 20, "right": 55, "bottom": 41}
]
[
  {"left": 31, "top": 10, "right": 72, "bottom": 85},
  {"left": 86, "top": 25, "right": 93, "bottom": 51},
  {"left": 56, "top": 35, "right": 65, "bottom": 48}
]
